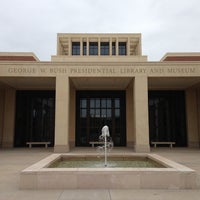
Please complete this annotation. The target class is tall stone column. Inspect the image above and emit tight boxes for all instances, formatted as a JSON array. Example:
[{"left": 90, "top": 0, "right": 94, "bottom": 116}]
[
  {"left": 80, "top": 37, "right": 83, "bottom": 56},
  {"left": 68, "top": 37, "right": 71, "bottom": 56},
  {"left": 133, "top": 76, "right": 150, "bottom": 152},
  {"left": 127, "top": 37, "right": 130, "bottom": 56},
  {"left": 116, "top": 38, "right": 119, "bottom": 56},
  {"left": 186, "top": 88, "right": 199, "bottom": 147},
  {"left": 98, "top": 38, "right": 100, "bottom": 56},
  {"left": 109, "top": 37, "right": 112, "bottom": 56},
  {"left": 2, "top": 87, "right": 15, "bottom": 148},
  {"left": 54, "top": 76, "right": 70, "bottom": 152}
]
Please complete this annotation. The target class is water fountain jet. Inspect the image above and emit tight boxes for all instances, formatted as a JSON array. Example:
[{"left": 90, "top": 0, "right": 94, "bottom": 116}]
[{"left": 97, "top": 125, "right": 113, "bottom": 167}]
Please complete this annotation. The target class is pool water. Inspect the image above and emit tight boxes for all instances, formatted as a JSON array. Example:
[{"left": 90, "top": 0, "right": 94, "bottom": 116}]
[{"left": 49, "top": 157, "right": 165, "bottom": 168}]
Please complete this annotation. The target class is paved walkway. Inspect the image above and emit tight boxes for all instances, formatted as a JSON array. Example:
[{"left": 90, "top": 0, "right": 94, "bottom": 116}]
[{"left": 0, "top": 147, "right": 200, "bottom": 200}]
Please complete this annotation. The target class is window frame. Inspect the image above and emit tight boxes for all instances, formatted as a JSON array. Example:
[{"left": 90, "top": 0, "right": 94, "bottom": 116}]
[
  {"left": 118, "top": 42, "right": 126, "bottom": 56},
  {"left": 72, "top": 42, "right": 80, "bottom": 55},
  {"left": 89, "top": 42, "right": 98, "bottom": 55},
  {"left": 100, "top": 42, "right": 109, "bottom": 55}
]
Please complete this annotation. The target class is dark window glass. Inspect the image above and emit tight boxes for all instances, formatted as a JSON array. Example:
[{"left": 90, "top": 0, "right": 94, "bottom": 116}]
[
  {"left": 101, "top": 109, "right": 106, "bottom": 118},
  {"left": 107, "top": 109, "right": 111, "bottom": 118},
  {"left": 14, "top": 91, "right": 55, "bottom": 147},
  {"left": 72, "top": 42, "right": 80, "bottom": 55},
  {"left": 101, "top": 99, "right": 106, "bottom": 108},
  {"left": 115, "top": 109, "right": 120, "bottom": 117},
  {"left": 107, "top": 99, "right": 111, "bottom": 108},
  {"left": 80, "top": 99, "right": 87, "bottom": 108},
  {"left": 89, "top": 42, "right": 98, "bottom": 55},
  {"left": 83, "top": 42, "right": 87, "bottom": 55},
  {"left": 96, "top": 109, "right": 100, "bottom": 117},
  {"left": 115, "top": 99, "right": 120, "bottom": 108},
  {"left": 112, "top": 42, "right": 116, "bottom": 55},
  {"left": 90, "top": 99, "right": 95, "bottom": 108},
  {"left": 90, "top": 109, "right": 95, "bottom": 117},
  {"left": 119, "top": 42, "right": 126, "bottom": 55},
  {"left": 148, "top": 91, "right": 187, "bottom": 147},
  {"left": 81, "top": 109, "right": 87, "bottom": 118},
  {"left": 100, "top": 42, "right": 109, "bottom": 55},
  {"left": 96, "top": 99, "right": 100, "bottom": 108},
  {"left": 76, "top": 91, "right": 126, "bottom": 147}
]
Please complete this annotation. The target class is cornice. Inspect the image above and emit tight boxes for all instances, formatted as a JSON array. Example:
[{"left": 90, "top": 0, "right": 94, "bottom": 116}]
[{"left": 1, "top": 61, "right": 200, "bottom": 68}]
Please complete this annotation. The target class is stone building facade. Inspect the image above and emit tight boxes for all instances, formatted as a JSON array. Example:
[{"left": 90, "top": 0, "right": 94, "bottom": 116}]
[{"left": 0, "top": 33, "right": 200, "bottom": 152}]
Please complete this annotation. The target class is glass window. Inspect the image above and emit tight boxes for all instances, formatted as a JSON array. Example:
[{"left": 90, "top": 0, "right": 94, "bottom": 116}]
[
  {"left": 112, "top": 42, "right": 116, "bottom": 55},
  {"left": 115, "top": 99, "right": 120, "bottom": 108},
  {"left": 83, "top": 42, "right": 87, "bottom": 55},
  {"left": 107, "top": 99, "right": 112, "bottom": 108},
  {"left": 90, "top": 99, "right": 95, "bottom": 108},
  {"left": 119, "top": 42, "right": 126, "bottom": 55},
  {"left": 101, "top": 99, "right": 106, "bottom": 108},
  {"left": 80, "top": 99, "right": 87, "bottom": 108},
  {"left": 90, "top": 109, "right": 95, "bottom": 117},
  {"left": 95, "top": 109, "right": 100, "bottom": 117},
  {"left": 81, "top": 109, "right": 87, "bottom": 118},
  {"left": 115, "top": 109, "right": 120, "bottom": 117},
  {"left": 89, "top": 42, "right": 98, "bottom": 55},
  {"left": 72, "top": 42, "right": 80, "bottom": 55},
  {"left": 101, "top": 109, "right": 106, "bottom": 118},
  {"left": 107, "top": 109, "right": 112, "bottom": 118},
  {"left": 100, "top": 42, "right": 109, "bottom": 55},
  {"left": 96, "top": 99, "right": 100, "bottom": 108}
]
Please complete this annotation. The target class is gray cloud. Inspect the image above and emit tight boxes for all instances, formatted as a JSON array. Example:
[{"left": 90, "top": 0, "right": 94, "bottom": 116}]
[{"left": 0, "top": 0, "right": 200, "bottom": 61}]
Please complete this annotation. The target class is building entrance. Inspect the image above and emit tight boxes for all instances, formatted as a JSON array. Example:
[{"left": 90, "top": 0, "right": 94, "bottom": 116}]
[
  {"left": 76, "top": 91, "right": 126, "bottom": 146},
  {"left": 148, "top": 91, "right": 187, "bottom": 147},
  {"left": 14, "top": 91, "right": 55, "bottom": 147}
]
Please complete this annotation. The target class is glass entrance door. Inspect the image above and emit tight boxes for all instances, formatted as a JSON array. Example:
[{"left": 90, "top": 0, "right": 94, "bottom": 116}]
[
  {"left": 76, "top": 91, "right": 126, "bottom": 146},
  {"left": 14, "top": 91, "right": 55, "bottom": 147},
  {"left": 148, "top": 91, "right": 187, "bottom": 147}
]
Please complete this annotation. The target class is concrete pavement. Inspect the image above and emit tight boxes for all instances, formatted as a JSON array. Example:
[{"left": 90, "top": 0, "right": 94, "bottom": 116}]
[{"left": 0, "top": 147, "right": 200, "bottom": 200}]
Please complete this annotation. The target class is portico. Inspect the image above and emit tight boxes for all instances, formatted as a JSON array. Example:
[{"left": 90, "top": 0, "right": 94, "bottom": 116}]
[{"left": 0, "top": 34, "right": 200, "bottom": 153}]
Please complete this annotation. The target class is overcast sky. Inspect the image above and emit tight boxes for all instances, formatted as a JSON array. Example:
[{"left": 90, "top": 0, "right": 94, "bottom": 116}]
[{"left": 0, "top": 0, "right": 200, "bottom": 61}]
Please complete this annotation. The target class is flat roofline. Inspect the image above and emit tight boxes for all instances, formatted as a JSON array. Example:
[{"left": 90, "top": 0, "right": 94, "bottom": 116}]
[
  {"left": 57, "top": 33, "right": 141, "bottom": 37},
  {"left": 57, "top": 33, "right": 141, "bottom": 35},
  {"left": 161, "top": 52, "right": 200, "bottom": 61},
  {"left": 0, "top": 52, "right": 40, "bottom": 61}
]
